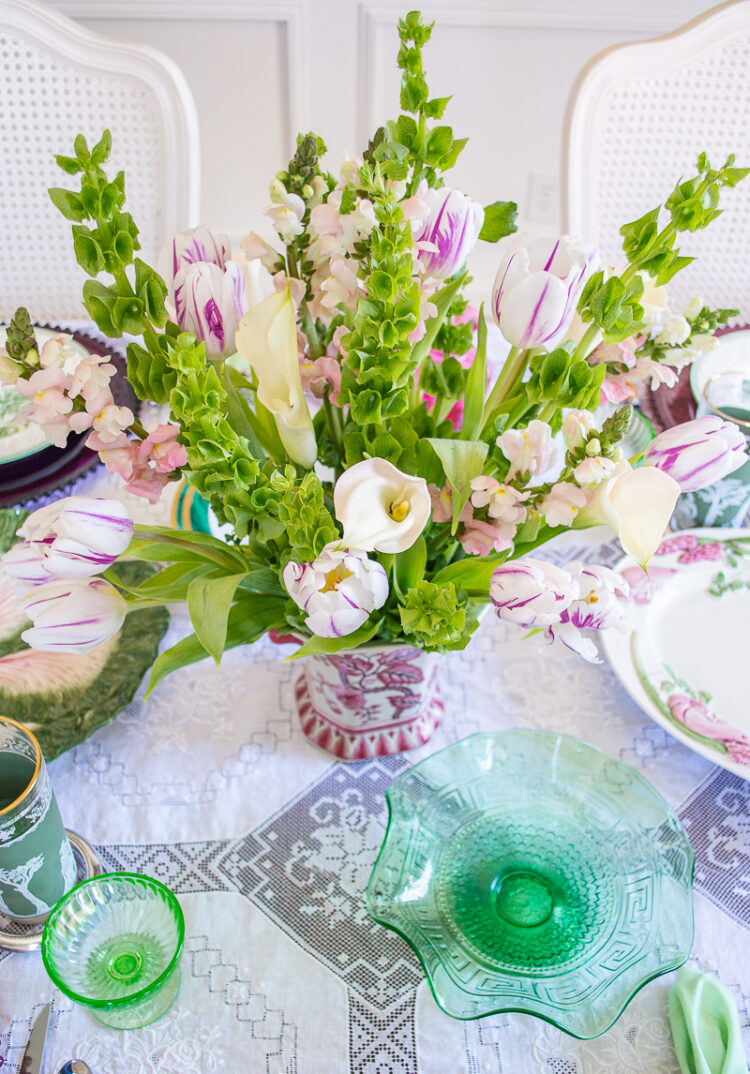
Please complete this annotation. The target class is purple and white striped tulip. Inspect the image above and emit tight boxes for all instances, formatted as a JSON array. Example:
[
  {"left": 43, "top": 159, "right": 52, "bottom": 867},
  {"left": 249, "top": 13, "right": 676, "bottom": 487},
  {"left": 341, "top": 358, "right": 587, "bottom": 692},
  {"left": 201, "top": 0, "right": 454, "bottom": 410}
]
[
  {"left": 546, "top": 563, "right": 630, "bottom": 662},
  {"left": 491, "top": 234, "right": 596, "bottom": 349},
  {"left": 21, "top": 577, "right": 127, "bottom": 653},
  {"left": 413, "top": 188, "right": 484, "bottom": 280},
  {"left": 174, "top": 261, "right": 249, "bottom": 359},
  {"left": 158, "top": 225, "right": 232, "bottom": 309},
  {"left": 489, "top": 558, "right": 578, "bottom": 629},
  {"left": 4, "top": 496, "right": 134, "bottom": 582},
  {"left": 283, "top": 543, "right": 388, "bottom": 639},
  {"left": 643, "top": 416, "right": 748, "bottom": 492}
]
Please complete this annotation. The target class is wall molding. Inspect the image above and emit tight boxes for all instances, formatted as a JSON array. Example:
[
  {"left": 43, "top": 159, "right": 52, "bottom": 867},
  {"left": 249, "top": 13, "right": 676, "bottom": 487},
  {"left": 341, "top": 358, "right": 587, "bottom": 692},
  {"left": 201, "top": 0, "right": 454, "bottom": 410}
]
[
  {"left": 357, "top": 1, "right": 708, "bottom": 147},
  {"left": 47, "top": 1, "right": 310, "bottom": 145}
]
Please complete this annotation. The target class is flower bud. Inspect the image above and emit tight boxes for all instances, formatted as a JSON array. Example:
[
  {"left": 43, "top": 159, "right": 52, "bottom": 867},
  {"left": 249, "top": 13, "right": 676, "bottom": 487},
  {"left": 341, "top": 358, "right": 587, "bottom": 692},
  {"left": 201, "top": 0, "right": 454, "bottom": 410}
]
[
  {"left": 413, "top": 188, "right": 484, "bottom": 280},
  {"left": 5, "top": 496, "right": 134, "bottom": 581},
  {"left": 21, "top": 577, "right": 127, "bottom": 653},
  {"left": 283, "top": 543, "right": 388, "bottom": 638},
  {"left": 492, "top": 234, "right": 596, "bottom": 349},
  {"left": 489, "top": 559, "right": 578, "bottom": 628},
  {"left": 643, "top": 416, "right": 748, "bottom": 492}
]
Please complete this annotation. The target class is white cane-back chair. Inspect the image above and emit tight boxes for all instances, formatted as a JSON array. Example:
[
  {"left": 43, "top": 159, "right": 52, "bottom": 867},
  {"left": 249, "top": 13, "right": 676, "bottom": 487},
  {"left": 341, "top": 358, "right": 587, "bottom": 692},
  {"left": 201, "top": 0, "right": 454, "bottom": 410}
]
[
  {"left": 0, "top": 0, "right": 200, "bottom": 322},
  {"left": 562, "top": 0, "right": 750, "bottom": 323}
]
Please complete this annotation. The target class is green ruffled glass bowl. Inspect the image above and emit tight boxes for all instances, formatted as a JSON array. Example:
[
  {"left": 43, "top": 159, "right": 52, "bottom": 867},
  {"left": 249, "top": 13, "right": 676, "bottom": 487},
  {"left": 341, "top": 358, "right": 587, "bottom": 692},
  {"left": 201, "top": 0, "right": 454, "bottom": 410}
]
[
  {"left": 366, "top": 731, "right": 694, "bottom": 1038},
  {"left": 41, "top": 873, "right": 184, "bottom": 1029}
]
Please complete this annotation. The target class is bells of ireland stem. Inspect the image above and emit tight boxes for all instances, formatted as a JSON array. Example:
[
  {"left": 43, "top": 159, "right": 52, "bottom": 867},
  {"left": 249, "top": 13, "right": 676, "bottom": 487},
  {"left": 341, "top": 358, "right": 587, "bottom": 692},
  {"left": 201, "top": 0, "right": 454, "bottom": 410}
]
[
  {"left": 491, "top": 234, "right": 596, "bottom": 349},
  {"left": 575, "top": 460, "right": 680, "bottom": 567},
  {"left": 333, "top": 458, "right": 432, "bottom": 554},
  {"left": 235, "top": 287, "right": 317, "bottom": 468},
  {"left": 643, "top": 415, "right": 748, "bottom": 492},
  {"left": 413, "top": 188, "right": 484, "bottom": 280}
]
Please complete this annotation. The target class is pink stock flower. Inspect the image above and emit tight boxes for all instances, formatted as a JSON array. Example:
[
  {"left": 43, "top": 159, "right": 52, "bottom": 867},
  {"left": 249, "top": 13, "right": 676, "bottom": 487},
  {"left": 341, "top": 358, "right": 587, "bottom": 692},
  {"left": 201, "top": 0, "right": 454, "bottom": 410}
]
[
  {"left": 460, "top": 517, "right": 516, "bottom": 555},
  {"left": 600, "top": 374, "right": 638, "bottom": 405},
  {"left": 540, "top": 482, "right": 587, "bottom": 527},
  {"left": 87, "top": 404, "right": 135, "bottom": 448},
  {"left": 428, "top": 483, "right": 453, "bottom": 523},
  {"left": 137, "top": 424, "right": 187, "bottom": 473},
  {"left": 95, "top": 424, "right": 185, "bottom": 503},
  {"left": 67, "top": 354, "right": 117, "bottom": 401},
  {"left": 299, "top": 355, "right": 342, "bottom": 404},
  {"left": 16, "top": 368, "right": 74, "bottom": 447},
  {"left": 470, "top": 476, "right": 527, "bottom": 523},
  {"left": 497, "top": 419, "right": 553, "bottom": 480}
]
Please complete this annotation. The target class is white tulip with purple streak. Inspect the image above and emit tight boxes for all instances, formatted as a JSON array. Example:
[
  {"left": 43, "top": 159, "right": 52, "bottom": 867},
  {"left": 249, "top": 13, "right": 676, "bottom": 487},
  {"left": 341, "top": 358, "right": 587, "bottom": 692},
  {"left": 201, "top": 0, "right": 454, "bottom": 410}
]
[
  {"left": 21, "top": 577, "right": 127, "bottom": 653},
  {"left": 491, "top": 234, "right": 596, "bottom": 349},
  {"left": 173, "top": 260, "right": 249, "bottom": 359},
  {"left": 547, "top": 562, "right": 630, "bottom": 662},
  {"left": 283, "top": 543, "right": 388, "bottom": 638},
  {"left": 3, "top": 496, "right": 133, "bottom": 582},
  {"left": 489, "top": 558, "right": 578, "bottom": 628},
  {"left": 158, "top": 225, "right": 232, "bottom": 309},
  {"left": 643, "top": 415, "right": 748, "bottom": 492},
  {"left": 413, "top": 188, "right": 484, "bottom": 280}
]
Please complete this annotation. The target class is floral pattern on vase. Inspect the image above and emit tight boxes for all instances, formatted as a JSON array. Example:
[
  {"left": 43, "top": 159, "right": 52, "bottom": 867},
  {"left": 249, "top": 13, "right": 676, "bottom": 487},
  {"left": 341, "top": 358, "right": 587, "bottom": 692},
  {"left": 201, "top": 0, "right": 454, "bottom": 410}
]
[{"left": 294, "top": 645, "right": 443, "bottom": 761}]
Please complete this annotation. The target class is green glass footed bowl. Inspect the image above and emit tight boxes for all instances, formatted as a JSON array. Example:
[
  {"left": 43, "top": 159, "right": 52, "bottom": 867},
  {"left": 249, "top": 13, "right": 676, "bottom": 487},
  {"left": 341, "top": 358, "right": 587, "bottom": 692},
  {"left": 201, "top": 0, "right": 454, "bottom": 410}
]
[
  {"left": 366, "top": 731, "right": 694, "bottom": 1038},
  {"left": 42, "top": 873, "right": 184, "bottom": 1029}
]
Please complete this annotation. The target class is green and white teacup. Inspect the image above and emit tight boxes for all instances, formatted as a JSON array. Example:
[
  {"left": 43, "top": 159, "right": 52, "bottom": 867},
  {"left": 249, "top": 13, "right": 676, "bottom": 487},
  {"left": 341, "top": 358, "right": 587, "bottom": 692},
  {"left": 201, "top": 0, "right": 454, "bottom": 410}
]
[
  {"left": 0, "top": 717, "right": 76, "bottom": 920},
  {"left": 675, "top": 371, "right": 750, "bottom": 529}
]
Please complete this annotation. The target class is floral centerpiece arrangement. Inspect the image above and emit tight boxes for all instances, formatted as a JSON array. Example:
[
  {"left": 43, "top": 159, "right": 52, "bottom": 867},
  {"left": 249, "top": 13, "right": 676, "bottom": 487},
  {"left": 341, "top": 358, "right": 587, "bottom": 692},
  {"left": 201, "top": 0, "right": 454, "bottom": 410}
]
[{"left": 1, "top": 12, "right": 747, "bottom": 756}]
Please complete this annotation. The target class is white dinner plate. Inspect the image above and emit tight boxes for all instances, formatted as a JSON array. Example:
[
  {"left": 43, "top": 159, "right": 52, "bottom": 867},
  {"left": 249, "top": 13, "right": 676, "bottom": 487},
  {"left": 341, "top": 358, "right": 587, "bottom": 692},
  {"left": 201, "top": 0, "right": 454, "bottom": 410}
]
[
  {"left": 689, "top": 327, "right": 750, "bottom": 410},
  {"left": 602, "top": 527, "right": 750, "bottom": 779}
]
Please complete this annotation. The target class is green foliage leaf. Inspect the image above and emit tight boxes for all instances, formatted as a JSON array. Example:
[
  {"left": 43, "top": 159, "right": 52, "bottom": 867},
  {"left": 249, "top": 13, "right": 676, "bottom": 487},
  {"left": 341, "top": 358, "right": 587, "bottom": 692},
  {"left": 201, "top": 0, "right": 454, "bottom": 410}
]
[
  {"left": 146, "top": 592, "right": 287, "bottom": 694},
  {"left": 393, "top": 536, "right": 427, "bottom": 598},
  {"left": 461, "top": 305, "right": 487, "bottom": 440},
  {"left": 72, "top": 226, "right": 105, "bottom": 276},
  {"left": 187, "top": 571, "right": 248, "bottom": 664},
  {"left": 478, "top": 201, "right": 518, "bottom": 243},
  {"left": 287, "top": 618, "right": 382, "bottom": 660},
  {"left": 82, "top": 279, "right": 118, "bottom": 336},
  {"left": 48, "top": 186, "right": 87, "bottom": 223},
  {"left": 426, "top": 437, "right": 488, "bottom": 532}
]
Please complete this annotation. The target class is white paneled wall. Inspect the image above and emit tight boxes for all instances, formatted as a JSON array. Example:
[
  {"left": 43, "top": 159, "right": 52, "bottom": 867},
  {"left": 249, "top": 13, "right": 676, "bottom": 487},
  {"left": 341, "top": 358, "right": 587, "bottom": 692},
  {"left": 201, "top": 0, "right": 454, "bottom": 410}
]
[{"left": 48, "top": 0, "right": 715, "bottom": 296}]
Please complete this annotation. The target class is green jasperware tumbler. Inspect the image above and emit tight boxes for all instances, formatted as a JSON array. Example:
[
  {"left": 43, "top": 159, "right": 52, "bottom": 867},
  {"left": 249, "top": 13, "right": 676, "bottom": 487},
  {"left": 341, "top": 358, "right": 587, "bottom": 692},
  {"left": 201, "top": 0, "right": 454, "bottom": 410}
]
[{"left": 0, "top": 716, "right": 76, "bottom": 920}]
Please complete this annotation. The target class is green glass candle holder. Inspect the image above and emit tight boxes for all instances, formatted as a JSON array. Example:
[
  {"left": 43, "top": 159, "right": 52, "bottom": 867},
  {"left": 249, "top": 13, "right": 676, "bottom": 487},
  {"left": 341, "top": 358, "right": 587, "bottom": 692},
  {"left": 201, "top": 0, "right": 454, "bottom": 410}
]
[
  {"left": 366, "top": 730, "right": 695, "bottom": 1039},
  {"left": 41, "top": 873, "right": 184, "bottom": 1029}
]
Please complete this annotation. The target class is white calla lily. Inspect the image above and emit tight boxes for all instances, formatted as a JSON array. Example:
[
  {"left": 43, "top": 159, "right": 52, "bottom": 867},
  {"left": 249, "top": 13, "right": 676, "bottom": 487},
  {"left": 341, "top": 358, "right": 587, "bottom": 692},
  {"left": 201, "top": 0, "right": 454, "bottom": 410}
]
[
  {"left": 235, "top": 287, "right": 316, "bottom": 468},
  {"left": 576, "top": 460, "right": 680, "bottom": 566},
  {"left": 334, "top": 458, "right": 431, "bottom": 554}
]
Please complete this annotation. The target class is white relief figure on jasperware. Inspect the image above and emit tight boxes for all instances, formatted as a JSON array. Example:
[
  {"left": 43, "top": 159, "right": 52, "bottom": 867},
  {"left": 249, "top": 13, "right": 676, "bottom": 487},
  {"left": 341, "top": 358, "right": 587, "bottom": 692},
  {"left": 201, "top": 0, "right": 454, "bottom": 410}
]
[
  {"left": 60, "top": 836, "right": 77, "bottom": 889},
  {"left": 0, "top": 853, "right": 48, "bottom": 916}
]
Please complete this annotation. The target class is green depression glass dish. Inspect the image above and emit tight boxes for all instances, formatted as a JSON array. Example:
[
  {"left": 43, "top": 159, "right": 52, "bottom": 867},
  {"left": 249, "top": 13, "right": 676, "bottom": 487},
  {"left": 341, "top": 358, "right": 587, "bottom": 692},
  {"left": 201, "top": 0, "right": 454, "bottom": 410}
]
[
  {"left": 41, "top": 873, "right": 184, "bottom": 1029},
  {"left": 366, "top": 731, "right": 695, "bottom": 1038}
]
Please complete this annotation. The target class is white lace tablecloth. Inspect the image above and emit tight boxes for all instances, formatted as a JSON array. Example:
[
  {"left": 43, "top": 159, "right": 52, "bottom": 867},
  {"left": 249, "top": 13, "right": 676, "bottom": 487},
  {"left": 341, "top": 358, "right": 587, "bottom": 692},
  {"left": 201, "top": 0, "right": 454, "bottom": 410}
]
[{"left": 1, "top": 468, "right": 749, "bottom": 1074}]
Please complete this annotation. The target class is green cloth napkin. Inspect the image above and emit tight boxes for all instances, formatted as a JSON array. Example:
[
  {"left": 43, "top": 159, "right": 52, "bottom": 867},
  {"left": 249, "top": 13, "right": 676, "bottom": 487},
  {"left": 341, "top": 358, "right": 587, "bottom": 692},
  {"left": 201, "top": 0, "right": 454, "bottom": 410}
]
[{"left": 669, "top": 966, "right": 748, "bottom": 1074}]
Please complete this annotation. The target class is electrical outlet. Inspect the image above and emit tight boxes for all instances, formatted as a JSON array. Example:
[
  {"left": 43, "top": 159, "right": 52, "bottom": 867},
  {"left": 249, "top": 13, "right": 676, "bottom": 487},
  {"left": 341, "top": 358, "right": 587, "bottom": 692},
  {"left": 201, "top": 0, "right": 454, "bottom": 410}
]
[{"left": 527, "top": 172, "right": 559, "bottom": 225}]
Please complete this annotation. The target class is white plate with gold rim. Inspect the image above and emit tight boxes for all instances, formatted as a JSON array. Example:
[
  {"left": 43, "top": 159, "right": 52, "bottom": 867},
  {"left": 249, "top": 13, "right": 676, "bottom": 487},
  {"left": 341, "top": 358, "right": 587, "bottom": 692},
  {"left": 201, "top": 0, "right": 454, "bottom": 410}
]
[{"left": 602, "top": 527, "right": 750, "bottom": 779}]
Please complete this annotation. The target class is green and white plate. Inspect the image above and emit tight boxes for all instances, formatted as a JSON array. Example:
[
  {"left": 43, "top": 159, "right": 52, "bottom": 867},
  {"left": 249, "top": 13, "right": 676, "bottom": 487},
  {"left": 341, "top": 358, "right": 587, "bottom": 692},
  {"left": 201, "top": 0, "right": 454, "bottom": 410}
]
[
  {"left": 0, "top": 511, "right": 169, "bottom": 760},
  {"left": 602, "top": 528, "right": 750, "bottom": 779}
]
